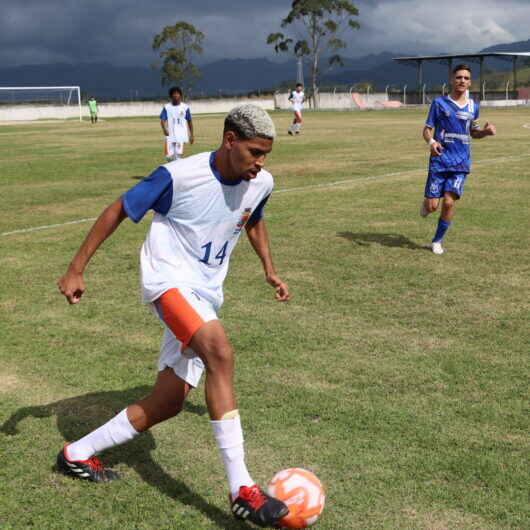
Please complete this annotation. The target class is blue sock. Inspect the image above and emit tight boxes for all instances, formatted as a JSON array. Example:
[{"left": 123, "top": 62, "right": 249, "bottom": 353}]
[{"left": 432, "top": 218, "right": 451, "bottom": 243}]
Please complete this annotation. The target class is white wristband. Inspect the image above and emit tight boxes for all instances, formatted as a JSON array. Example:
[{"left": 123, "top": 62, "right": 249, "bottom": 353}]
[{"left": 428, "top": 138, "right": 436, "bottom": 146}]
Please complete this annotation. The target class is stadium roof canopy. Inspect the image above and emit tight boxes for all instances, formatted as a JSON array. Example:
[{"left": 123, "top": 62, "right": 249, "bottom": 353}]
[{"left": 393, "top": 52, "right": 530, "bottom": 91}]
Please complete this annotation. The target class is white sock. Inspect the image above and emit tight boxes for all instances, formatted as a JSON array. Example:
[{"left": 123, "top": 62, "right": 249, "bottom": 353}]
[
  {"left": 211, "top": 415, "right": 254, "bottom": 500},
  {"left": 66, "top": 408, "right": 139, "bottom": 461}
]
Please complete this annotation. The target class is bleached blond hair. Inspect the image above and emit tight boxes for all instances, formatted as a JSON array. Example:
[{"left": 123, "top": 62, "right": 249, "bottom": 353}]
[{"left": 224, "top": 104, "right": 276, "bottom": 140}]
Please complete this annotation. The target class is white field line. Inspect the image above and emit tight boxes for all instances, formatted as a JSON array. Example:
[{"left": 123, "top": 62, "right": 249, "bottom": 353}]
[
  {"left": 522, "top": 123, "right": 530, "bottom": 129},
  {"left": 0, "top": 217, "right": 97, "bottom": 237},
  {"left": 2, "top": 151, "right": 530, "bottom": 238}
]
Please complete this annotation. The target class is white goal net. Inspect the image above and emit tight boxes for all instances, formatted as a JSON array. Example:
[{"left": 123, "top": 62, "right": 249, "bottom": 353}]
[{"left": 0, "top": 86, "right": 82, "bottom": 122}]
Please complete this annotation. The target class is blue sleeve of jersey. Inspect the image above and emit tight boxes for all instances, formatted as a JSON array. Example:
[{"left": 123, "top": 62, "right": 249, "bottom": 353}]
[
  {"left": 474, "top": 102, "right": 480, "bottom": 121},
  {"left": 185, "top": 108, "right": 192, "bottom": 121},
  {"left": 425, "top": 101, "right": 438, "bottom": 127},
  {"left": 160, "top": 107, "right": 167, "bottom": 120},
  {"left": 122, "top": 166, "right": 173, "bottom": 223},
  {"left": 247, "top": 194, "right": 270, "bottom": 226}
]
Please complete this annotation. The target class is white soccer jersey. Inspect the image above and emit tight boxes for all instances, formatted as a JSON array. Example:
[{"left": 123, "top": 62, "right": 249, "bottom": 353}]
[
  {"left": 160, "top": 102, "right": 192, "bottom": 142},
  {"left": 289, "top": 90, "right": 304, "bottom": 112},
  {"left": 122, "top": 151, "right": 273, "bottom": 308}
]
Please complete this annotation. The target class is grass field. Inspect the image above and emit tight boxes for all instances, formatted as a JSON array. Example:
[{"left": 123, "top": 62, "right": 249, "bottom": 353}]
[{"left": 1, "top": 107, "right": 529, "bottom": 529}]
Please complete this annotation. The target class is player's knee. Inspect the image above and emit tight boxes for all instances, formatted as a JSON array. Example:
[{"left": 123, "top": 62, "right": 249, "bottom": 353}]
[
  {"left": 426, "top": 201, "right": 438, "bottom": 213},
  {"left": 443, "top": 198, "right": 456, "bottom": 210},
  {"left": 203, "top": 344, "right": 234, "bottom": 372}
]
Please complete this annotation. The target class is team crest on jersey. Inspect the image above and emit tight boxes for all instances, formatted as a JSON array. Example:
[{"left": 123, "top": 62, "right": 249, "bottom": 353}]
[
  {"left": 456, "top": 111, "right": 473, "bottom": 120},
  {"left": 234, "top": 208, "right": 252, "bottom": 234}
]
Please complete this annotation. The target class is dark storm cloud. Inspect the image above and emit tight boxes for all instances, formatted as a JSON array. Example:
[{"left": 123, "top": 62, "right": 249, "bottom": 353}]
[
  {"left": 0, "top": 0, "right": 528, "bottom": 67},
  {"left": 0, "top": 0, "right": 291, "bottom": 67},
  {"left": 350, "top": 0, "right": 530, "bottom": 57}
]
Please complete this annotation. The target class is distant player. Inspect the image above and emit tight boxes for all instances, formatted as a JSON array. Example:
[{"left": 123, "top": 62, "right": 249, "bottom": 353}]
[
  {"left": 160, "top": 86, "right": 194, "bottom": 162},
  {"left": 421, "top": 64, "right": 496, "bottom": 254},
  {"left": 288, "top": 83, "right": 305, "bottom": 135},
  {"left": 56, "top": 104, "right": 290, "bottom": 528},
  {"left": 88, "top": 97, "right": 98, "bottom": 124}
]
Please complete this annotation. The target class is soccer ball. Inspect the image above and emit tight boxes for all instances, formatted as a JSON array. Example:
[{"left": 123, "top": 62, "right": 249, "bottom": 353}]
[{"left": 267, "top": 468, "right": 325, "bottom": 528}]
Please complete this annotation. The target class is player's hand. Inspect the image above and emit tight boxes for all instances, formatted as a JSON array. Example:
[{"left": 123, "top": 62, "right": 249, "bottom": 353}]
[
  {"left": 189, "top": 135, "right": 195, "bottom": 145},
  {"left": 266, "top": 274, "right": 291, "bottom": 302},
  {"left": 484, "top": 122, "right": 496, "bottom": 136},
  {"left": 57, "top": 269, "right": 85, "bottom": 305},
  {"left": 430, "top": 142, "right": 443, "bottom": 157}
]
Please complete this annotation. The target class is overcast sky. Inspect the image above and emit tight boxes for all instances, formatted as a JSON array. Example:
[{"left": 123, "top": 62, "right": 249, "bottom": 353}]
[{"left": 1, "top": 0, "right": 529, "bottom": 68}]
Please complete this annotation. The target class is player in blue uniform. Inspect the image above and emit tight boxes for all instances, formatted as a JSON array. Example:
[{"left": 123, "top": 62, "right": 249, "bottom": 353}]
[{"left": 421, "top": 64, "right": 496, "bottom": 254}]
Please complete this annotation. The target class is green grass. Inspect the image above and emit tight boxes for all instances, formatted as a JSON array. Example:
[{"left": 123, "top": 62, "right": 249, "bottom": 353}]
[{"left": 1, "top": 108, "right": 529, "bottom": 529}]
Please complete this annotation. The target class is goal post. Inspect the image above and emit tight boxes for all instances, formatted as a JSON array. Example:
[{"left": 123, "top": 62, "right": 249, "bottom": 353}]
[{"left": 0, "top": 86, "right": 82, "bottom": 122}]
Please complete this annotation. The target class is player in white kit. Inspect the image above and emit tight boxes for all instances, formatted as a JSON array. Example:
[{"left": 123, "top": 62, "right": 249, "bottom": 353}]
[
  {"left": 56, "top": 105, "right": 290, "bottom": 527},
  {"left": 160, "top": 86, "right": 194, "bottom": 161},
  {"left": 288, "top": 83, "right": 305, "bottom": 135}
]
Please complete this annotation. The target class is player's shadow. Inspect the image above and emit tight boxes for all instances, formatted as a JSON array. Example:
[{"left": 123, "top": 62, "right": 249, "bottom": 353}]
[
  {"left": 0, "top": 387, "right": 248, "bottom": 529},
  {"left": 337, "top": 231, "right": 430, "bottom": 250},
  {"left": 130, "top": 176, "right": 146, "bottom": 180}
]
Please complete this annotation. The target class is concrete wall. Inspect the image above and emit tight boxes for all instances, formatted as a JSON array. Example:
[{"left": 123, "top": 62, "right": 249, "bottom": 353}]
[
  {"left": 3, "top": 94, "right": 526, "bottom": 121},
  {"left": 0, "top": 97, "right": 275, "bottom": 121},
  {"left": 274, "top": 91, "right": 390, "bottom": 110},
  {"left": 480, "top": 99, "right": 529, "bottom": 107}
]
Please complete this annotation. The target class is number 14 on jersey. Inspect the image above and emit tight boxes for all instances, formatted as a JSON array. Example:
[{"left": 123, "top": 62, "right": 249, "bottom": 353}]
[{"left": 199, "top": 241, "right": 228, "bottom": 266}]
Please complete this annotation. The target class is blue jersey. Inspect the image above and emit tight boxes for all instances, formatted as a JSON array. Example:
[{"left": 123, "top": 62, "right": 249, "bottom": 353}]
[{"left": 425, "top": 96, "right": 480, "bottom": 173}]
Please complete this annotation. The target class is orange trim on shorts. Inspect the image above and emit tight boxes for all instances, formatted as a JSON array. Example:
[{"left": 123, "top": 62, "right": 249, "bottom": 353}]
[{"left": 157, "top": 288, "right": 205, "bottom": 348}]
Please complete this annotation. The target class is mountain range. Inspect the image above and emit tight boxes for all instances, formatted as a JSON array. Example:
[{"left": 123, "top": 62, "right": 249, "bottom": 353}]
[{"left": 0, "top": 40, "right": 528, "bottom": 99}]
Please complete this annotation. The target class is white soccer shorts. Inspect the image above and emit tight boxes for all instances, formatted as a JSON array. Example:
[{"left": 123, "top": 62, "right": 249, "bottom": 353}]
[
  {"left": 153, "top": 286, "right": 218, "bottom": 387},
  {"left": 165, "top": 139, "right": 184, "bottom": 161}
]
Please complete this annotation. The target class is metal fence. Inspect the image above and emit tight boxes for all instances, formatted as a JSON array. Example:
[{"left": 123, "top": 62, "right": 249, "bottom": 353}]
[{"left": 385, "top": 81, "right": 526, "bottom": 105}]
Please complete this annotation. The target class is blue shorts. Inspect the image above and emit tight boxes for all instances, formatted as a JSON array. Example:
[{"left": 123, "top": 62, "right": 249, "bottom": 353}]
[{"left": 424, "top": 172, "right": 467, "bottom": 199}]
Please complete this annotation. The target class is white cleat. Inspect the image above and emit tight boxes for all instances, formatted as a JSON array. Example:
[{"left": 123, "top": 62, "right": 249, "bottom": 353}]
[
  {"left": 431, "top": 241, "right": 444, "bottom": 255},
  {"left": 420, "top": 203, "right": 431, "bottom": 217}
]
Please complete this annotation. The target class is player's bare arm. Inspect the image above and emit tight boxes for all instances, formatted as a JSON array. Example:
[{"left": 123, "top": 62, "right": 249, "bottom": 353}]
[
  {"left": 160, "top": 119, "right": 169, "bottom": 136},
  {"left": 471, "top": 121, "right": 496, "bottom": 139},
  {"left": 245, "top": 218, "right": 290, "bottom": 301},
  {"left": 57, "top": 197, "right": 127, "bottom": 304},
  {"left": 188, "top": 119, "right": 194, "bottom": 144},
  {"left": 423, "top": 125, "right": 443, "bottom": 156}
]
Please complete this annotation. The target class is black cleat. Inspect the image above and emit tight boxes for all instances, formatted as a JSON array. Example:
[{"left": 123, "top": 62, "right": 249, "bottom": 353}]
[
  {"left": 231, "top": 485, "right": 288, "bottom": 527},
  {"left": 57, "top": 444, "right": 120, "bottom": 483}
]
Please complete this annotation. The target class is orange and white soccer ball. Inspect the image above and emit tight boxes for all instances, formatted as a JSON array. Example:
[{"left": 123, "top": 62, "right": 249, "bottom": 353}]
[{"left": 267, "top": 468, "right": 325, "bottom": 528}]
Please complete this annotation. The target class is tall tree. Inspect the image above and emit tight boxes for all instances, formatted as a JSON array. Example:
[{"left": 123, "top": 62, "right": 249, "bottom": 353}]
[
  {"left": 267, "top": 1, "right": 359, "bottom": 108},
  {"left": 152, "top": 21, "right": 204, "bottom": 89}
]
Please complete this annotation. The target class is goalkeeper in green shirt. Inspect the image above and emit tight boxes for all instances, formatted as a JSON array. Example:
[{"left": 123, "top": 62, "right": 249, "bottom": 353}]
[{"left": 88, "top": 97, "right": 98, "bottom": 124}]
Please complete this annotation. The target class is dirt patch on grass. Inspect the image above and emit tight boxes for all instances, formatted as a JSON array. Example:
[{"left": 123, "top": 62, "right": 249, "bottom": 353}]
[{"left": 0, "top": 371, "right": 24, "bottom": 393}]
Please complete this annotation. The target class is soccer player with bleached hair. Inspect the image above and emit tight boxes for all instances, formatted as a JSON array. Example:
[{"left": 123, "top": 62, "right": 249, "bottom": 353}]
[
  {"left": 160, "top": 86, "right": 194, "bottom": 161},
  {"left": 56, "top": 104, "right": 290, "bottom": 527},
  {"left": 288, "top": 83, "right": 305, "bottom": 135},
  {"left": 421, "top": 64, "right": 496, "bottom": 254}
]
